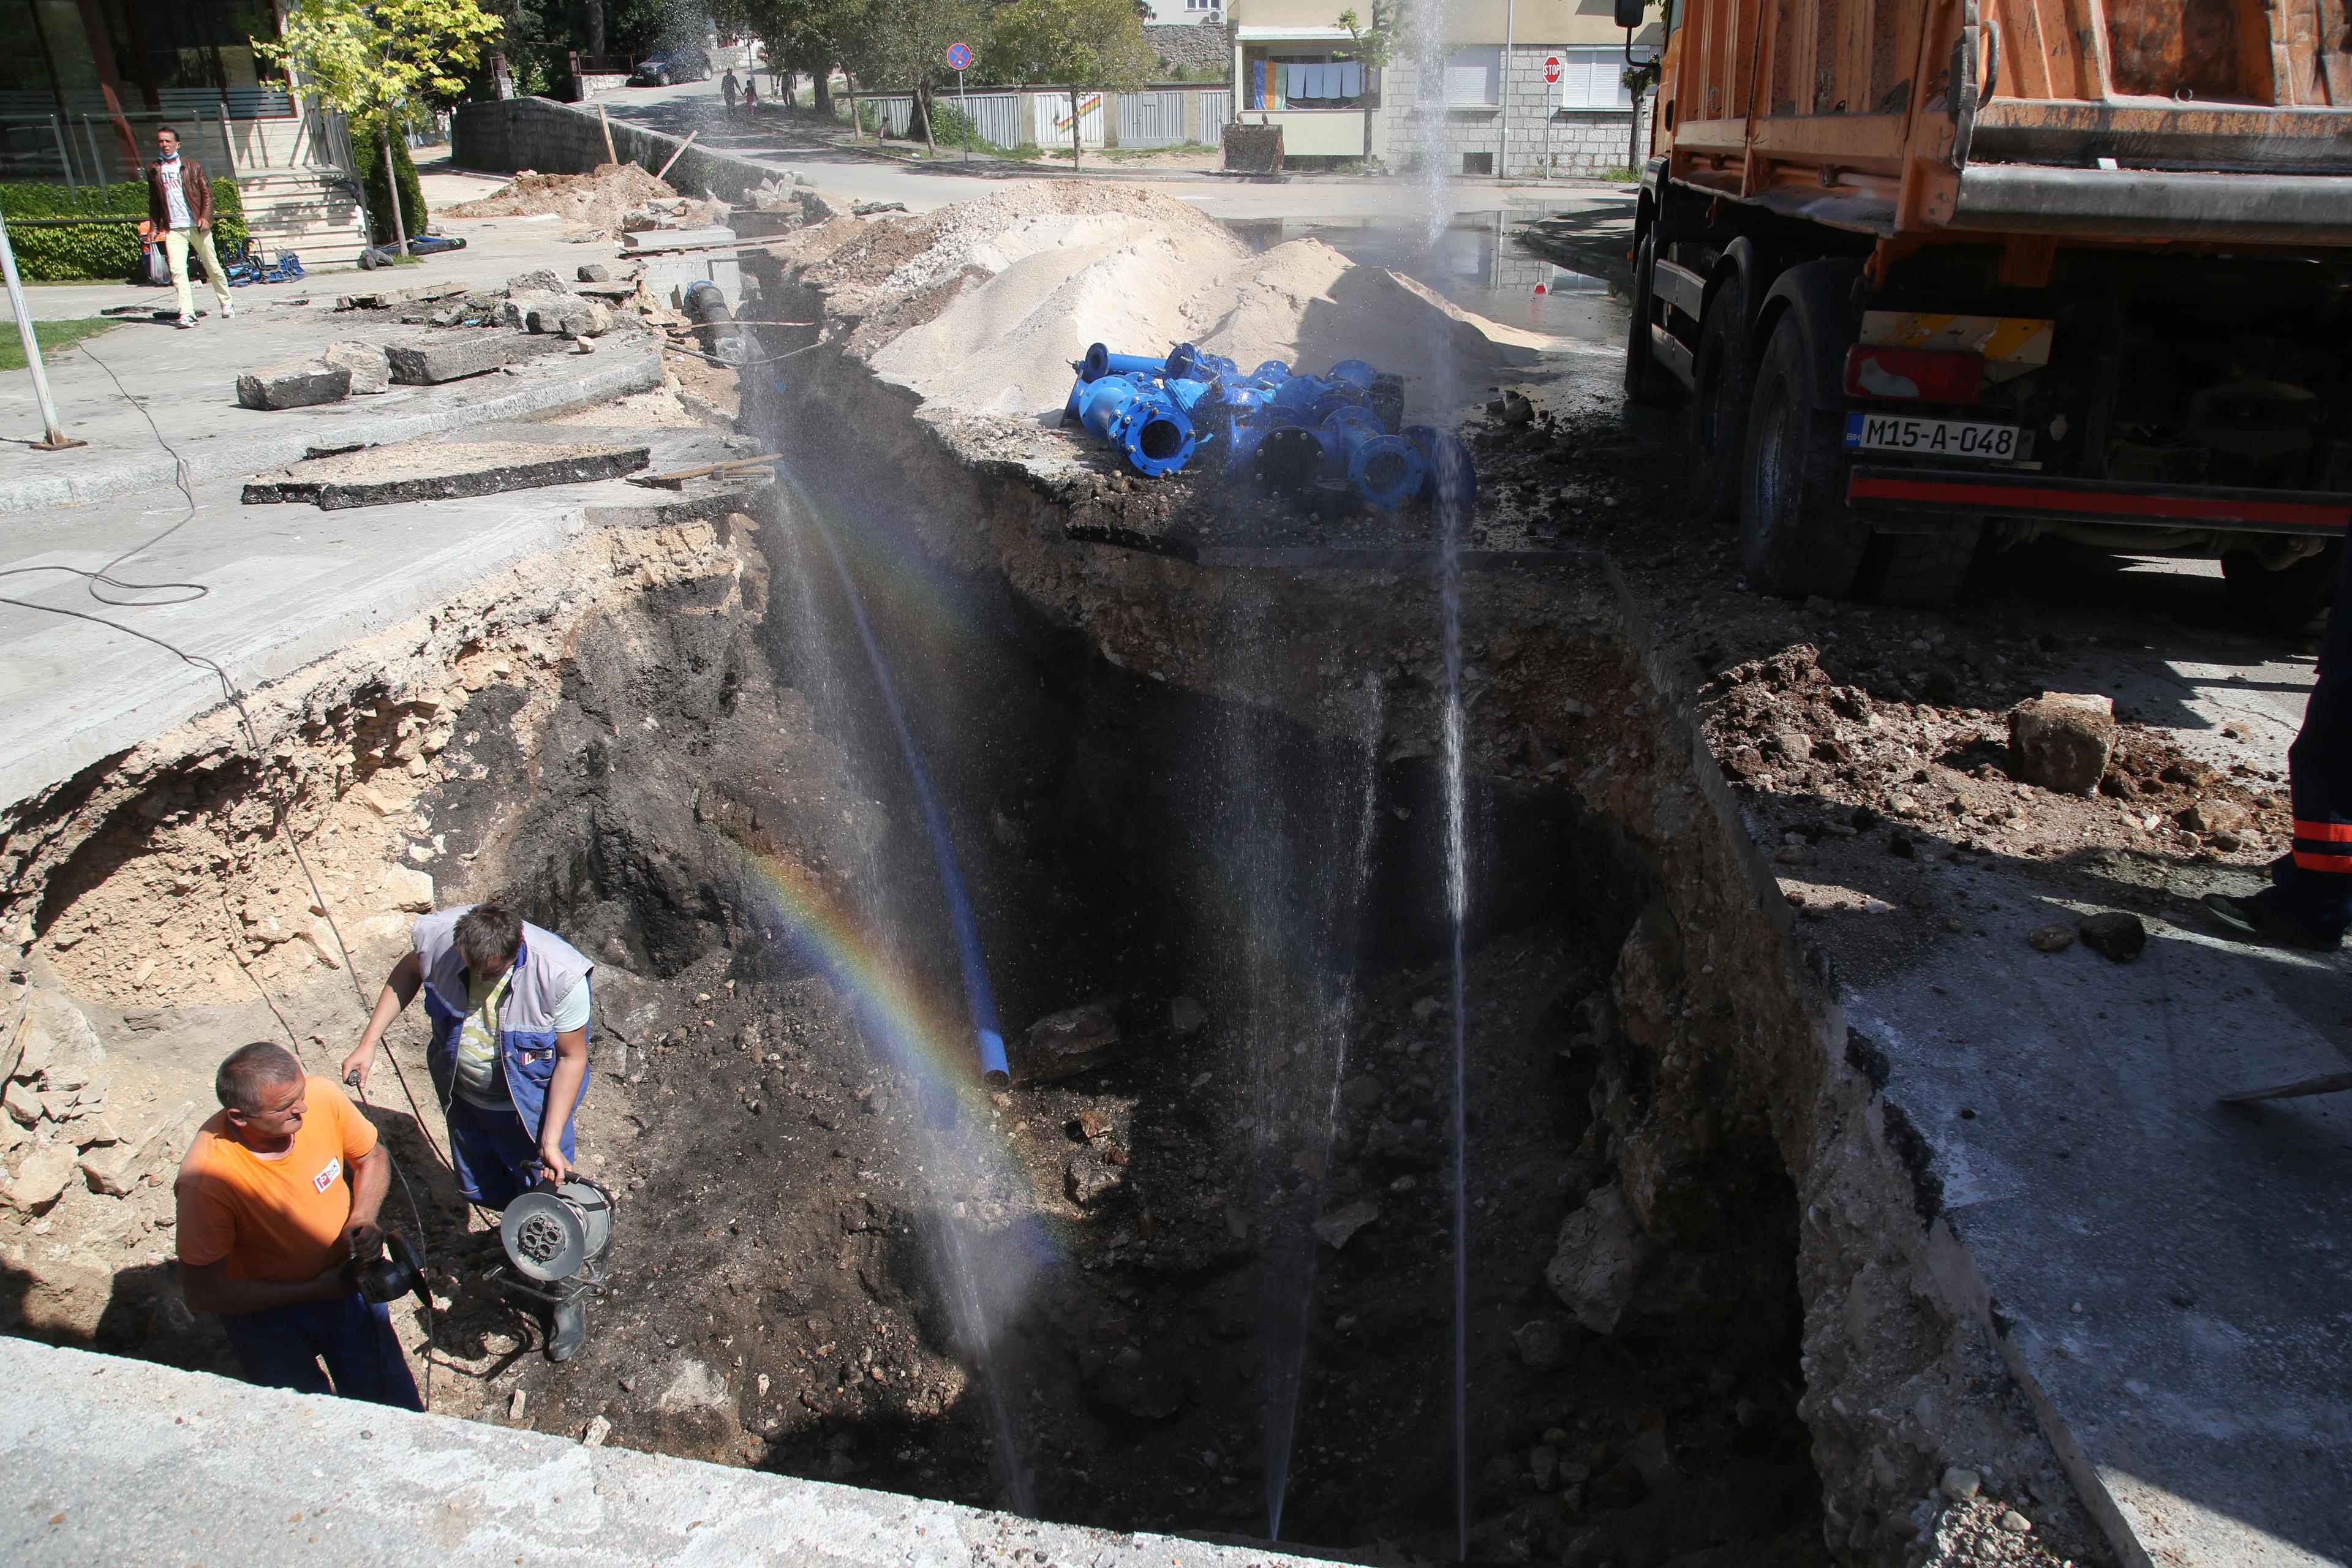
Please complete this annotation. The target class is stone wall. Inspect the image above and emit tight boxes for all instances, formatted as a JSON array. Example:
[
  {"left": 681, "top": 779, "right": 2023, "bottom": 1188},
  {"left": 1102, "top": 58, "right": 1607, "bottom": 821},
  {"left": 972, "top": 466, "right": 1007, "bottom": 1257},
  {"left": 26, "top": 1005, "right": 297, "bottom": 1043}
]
[
  {"left": 1379, "top": 45, "right": 1653, "bottom": 179},
  {"left": 453, "top": 96, "right": 775, "bottom": 203}
]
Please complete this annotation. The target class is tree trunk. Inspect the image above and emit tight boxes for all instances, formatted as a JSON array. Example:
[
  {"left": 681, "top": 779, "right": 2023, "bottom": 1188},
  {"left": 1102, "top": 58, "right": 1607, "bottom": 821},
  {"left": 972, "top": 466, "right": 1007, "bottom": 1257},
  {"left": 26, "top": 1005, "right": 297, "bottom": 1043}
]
[
  {"left": 1069, "top": 87, "right": 1082, "bottom": 171},
  {"left": 813, "top": 66, "right": 833, "bottom": 116},
  {"left": 380, "top": 120, "right": 409, "bottom": 258},
  {"left": 583, "top": 0, "right": 605, "bottom": 60},
  {"left": 918, "top": 81, "right": 937, "bottom": 154},
  {"left": 845, "top": 72, "right": 861, "bottom": 138}
]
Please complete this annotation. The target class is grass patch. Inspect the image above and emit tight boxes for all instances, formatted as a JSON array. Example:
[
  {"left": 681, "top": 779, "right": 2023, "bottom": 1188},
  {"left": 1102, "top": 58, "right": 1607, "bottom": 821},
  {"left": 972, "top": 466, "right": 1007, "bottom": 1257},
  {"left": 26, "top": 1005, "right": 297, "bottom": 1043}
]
[{"left": 0, "top": 316, "right": 119, "bottom": 371}]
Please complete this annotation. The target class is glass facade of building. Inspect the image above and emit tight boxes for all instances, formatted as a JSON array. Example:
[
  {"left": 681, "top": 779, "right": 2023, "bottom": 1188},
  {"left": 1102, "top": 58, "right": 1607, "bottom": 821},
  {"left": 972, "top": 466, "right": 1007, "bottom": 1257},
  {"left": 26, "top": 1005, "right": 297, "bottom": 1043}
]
[{"left": 0, "top": 0, "right": 288, "bottom": 121}]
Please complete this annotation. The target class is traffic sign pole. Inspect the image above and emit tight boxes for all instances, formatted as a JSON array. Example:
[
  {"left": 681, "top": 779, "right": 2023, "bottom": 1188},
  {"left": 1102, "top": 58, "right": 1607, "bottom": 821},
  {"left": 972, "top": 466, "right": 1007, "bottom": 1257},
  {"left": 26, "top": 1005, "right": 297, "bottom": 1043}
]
[
  {"left": 945, "top": 42, "right": 974, "bottom": 161},
  {"left": 1542, "top": 56, "right": 1561, "bottom": 179}
]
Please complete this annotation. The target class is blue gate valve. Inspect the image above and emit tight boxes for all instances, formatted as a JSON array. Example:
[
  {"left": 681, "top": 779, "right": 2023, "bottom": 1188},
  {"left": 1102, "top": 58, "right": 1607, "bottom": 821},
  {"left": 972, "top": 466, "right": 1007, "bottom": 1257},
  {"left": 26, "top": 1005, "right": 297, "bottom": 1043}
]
[{"left": 1067, "top": 373, "right": 1198, "bottom": 477}]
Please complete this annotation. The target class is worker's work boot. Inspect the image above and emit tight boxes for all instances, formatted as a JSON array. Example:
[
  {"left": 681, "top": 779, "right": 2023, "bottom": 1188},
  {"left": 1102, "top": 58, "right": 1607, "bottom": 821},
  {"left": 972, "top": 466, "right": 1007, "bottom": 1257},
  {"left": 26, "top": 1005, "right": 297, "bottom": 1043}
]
[
  {"left": 2203, "top": 891, "right": 2345, "bottom": 952},
  {"left": 547, "top": 1292, "right": 587, "bottom": 1363}
]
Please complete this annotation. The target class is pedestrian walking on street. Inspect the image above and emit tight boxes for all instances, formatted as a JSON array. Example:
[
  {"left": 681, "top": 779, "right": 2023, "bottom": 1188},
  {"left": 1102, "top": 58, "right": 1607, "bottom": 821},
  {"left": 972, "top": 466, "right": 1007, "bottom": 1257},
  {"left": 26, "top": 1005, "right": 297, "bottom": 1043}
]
[
  {"left": 744, "top": 75, "right": 760, "bottom": 113},
  {"left": 147, "top": 126, "right": 232, "bottom": 329},
  {"left": 722, "top": 67, "right": 739, "bottom": 113},
  {"left": 2209, "top": 543, "right": 2352, "bottom": 951}
]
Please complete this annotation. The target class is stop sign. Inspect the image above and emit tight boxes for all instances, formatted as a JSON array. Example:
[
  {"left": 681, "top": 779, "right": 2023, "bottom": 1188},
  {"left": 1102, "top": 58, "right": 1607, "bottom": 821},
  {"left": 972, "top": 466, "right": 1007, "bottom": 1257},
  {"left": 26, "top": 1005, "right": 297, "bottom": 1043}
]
[{"left": 1544, "top": 55, "right": 1561, "bottom": 83}]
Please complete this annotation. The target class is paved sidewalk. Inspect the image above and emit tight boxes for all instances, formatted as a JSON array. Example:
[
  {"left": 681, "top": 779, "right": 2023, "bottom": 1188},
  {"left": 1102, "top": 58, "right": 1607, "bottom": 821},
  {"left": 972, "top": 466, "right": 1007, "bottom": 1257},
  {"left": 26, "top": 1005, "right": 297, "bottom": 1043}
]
[
  {"left": 0, "top": 420, "right": 753, "bottom": 810},
  {"left": 2, "top": 1338, "right": 1317, "bottom": 1568}
]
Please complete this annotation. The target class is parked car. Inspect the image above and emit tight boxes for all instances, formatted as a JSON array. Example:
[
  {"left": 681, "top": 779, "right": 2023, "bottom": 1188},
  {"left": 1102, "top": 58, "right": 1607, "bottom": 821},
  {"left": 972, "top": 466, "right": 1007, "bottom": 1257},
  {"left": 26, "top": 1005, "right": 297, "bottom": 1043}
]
[{"left": 629, "top": 48, "right": 710, "bottom": 86}]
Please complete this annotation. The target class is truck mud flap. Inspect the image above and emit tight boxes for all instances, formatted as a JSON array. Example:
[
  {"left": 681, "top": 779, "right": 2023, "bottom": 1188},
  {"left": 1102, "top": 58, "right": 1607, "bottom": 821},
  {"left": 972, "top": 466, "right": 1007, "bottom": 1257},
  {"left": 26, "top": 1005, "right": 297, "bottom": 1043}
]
[{"left": 1848, "top": 467, "right": 2352, "bottom": 536}]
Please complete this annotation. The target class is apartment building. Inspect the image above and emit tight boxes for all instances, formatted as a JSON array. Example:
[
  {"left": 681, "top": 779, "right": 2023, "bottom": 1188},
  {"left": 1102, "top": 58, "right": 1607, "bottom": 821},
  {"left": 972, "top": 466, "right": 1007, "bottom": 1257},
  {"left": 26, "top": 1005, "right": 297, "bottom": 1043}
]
[{"left": 1226, "top": 0, "right": 1660, "bottom": 175}]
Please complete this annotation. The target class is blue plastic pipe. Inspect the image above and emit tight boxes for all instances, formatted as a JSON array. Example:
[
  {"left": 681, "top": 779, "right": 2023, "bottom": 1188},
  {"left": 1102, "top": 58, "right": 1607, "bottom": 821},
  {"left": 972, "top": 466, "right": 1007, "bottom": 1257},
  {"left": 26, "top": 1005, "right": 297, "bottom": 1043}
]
[
  {"left": 1078, "top": 343, "right": 1169, "bottom": 383},
  {"left": 1404, "top": 424, "right": 1479, "bottom": 514}
]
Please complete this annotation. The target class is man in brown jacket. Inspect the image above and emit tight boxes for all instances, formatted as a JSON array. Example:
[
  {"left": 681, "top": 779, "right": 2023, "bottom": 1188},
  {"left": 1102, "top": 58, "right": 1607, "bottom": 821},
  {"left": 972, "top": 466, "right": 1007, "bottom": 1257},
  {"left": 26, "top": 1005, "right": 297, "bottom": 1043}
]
[{"left": 147, "top": 126, "right": 233, "bottom": 328}]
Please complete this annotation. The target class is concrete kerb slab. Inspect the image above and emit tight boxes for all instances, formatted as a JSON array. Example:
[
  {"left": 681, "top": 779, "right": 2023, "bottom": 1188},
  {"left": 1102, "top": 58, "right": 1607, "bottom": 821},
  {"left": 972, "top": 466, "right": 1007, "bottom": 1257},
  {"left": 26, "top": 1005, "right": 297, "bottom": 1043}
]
[
  {"left": 0, "top": 1338, "right": 1324, "bottom": 1568},
  {"left": 0, "top": 339, "right": 661, "bottom": 518}
]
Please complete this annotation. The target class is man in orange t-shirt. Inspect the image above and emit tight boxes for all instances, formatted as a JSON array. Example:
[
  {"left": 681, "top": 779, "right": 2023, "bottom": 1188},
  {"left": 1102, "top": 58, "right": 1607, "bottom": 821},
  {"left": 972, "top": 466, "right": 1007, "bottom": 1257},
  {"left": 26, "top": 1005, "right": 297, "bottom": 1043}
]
[{"left": 175, "top": 1041, "right": 421, "bottom": 1409}]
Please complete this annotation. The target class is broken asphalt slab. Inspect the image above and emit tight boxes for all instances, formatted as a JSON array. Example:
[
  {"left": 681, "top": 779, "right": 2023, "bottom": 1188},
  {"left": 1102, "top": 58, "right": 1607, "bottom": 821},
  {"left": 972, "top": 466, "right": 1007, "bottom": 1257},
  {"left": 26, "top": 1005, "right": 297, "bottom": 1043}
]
[
  {"left": 0, "top": 325, "right": 658, "bottom": 516},
  {"left": 383, "top": 328, "right": 578, "bottom": 385},
  {"left": 244, "top": 439, "right": 652, "bottom": 509}
]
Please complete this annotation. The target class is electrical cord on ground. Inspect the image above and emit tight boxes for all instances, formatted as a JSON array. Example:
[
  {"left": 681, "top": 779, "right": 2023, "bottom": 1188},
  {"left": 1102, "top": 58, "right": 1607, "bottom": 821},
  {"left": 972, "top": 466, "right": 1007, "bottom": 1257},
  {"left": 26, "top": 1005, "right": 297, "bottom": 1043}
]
[{"left": 0, "top": 342, "right": 211, "bottom": 607}]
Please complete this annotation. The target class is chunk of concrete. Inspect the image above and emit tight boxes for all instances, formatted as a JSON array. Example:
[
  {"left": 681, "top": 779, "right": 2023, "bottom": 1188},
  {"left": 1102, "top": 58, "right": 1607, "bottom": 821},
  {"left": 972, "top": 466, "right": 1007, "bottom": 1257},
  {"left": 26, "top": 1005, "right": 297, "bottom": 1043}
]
[
  {"left": 1512, "top": 1317, "right": 1574, "bottom": 1371},
  {"left": 1544, "top": 1183, "right": 1650, "bottom": 1334},
  {"left": 386, "top": 866, "right": 434, "bottom": 913},
  {"left": 1311, "top": 1199, "right": 1379, "bottom": 1250},
  {"left": 498, "top": 291, "right": 567, "bottom": 330},
  {"left": 243, "top": 438, "right": 651, "bottom": 509},
  {"left": 2008, "top": 693, "right": 2116, "bottom": 794},
  {"left": 1017, "top": 1002, "right": 1123, "bottom": 1083},
  {"left": 2, "top": 1080, "right": 37, "bottom": 1127},
  {"left": 556, "top": 303, "right": 613, "bottom": 339},
  {"left": 577, "top": 263, "right": 611, "bottom": 283},
  {"left": 1065, "top": 1152, "right": 1121, "bottom": 1207},
  {"left": 78, "top": 1142, "right": 143, "bottom": 1196},
  {"left": 321, "top": 340, "right": 391, "bottom": 395},
  {"left": 505, "top": 268, "right": 571, "bottom": 297},
  {"left": 235, "top": 358, "right": 351, "bottom": 410},
  {"left": 653, "top": 1357, "right": 729, "bottom": 1412},
  {"left": 3, "top": 1145, "right": 77, "bottom": 1213},
  {"left": 382, "top": 331, "right": 568, "bottom": 385},
  {"left": 2078, "top": 910, "right": 2148, "bottom": 962}
]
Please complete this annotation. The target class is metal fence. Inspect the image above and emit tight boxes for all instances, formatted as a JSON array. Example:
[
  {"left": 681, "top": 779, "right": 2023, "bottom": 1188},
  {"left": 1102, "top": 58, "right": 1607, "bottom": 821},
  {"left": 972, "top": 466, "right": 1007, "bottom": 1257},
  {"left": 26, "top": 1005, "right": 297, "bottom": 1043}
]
[
  {"left": 856, "top": 94, "right": 916, "bottom": 137},
  {"left": 1199, "top": 91, "right": 1232, "bottom": 143},
  {"left": 1115, "top": 91, "right": 1189, "bottom": 148},
  {"left": 1033, "top": 91, "right": 1106, "bottom": 148},
  {"left": 955, "top": 92, "right": 1022, "bottom": 149}
]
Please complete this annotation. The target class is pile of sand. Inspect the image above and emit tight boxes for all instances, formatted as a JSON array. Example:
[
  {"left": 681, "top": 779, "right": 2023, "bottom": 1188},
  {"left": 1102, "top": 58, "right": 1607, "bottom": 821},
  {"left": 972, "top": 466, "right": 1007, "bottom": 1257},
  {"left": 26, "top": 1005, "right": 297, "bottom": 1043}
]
[
  {"left": 443, "top": 162, "right": 684, "bottom": 234},
  {"left": 851, "top": 182, "right": 1543, "bottom": 424}
]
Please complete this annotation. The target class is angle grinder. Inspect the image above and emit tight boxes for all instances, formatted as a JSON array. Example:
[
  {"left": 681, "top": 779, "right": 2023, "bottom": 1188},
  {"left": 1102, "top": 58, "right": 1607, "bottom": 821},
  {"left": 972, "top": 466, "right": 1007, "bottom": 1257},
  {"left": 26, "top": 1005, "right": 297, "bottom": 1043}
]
[{"left": 497, "top": 1172, "right": 617, "bottom": 1298}]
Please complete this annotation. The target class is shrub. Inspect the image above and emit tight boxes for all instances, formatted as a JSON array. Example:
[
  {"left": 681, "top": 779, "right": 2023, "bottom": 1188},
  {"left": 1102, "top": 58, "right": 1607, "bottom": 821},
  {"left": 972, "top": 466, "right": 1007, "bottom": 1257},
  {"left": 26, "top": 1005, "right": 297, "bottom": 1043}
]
[
  {"left": 0, "top": 179, "right": 247, "bottom": 281},
  {"left": 350, "top": 128, "right": 426, "bottom": 246}
]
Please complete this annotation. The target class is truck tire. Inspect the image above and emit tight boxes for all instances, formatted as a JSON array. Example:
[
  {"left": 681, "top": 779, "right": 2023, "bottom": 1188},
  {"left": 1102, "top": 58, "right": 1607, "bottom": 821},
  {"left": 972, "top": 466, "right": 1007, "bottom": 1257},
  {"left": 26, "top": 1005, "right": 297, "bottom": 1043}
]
[
  {"left": 1686, "top": 266, "right": 1757, "bottom": 521},
  {"left": 1856, "top": 523, "right": 1984, "bottom": 608},
  {"left": 1740, "top": 312, "right": 1869, "bottom": 599},
  {"left": 2223, "top": 542, "right": 2339, "bottom": 635},
  {"left": 1624, "top": 233, "right": 1672, "bottom": 405}
]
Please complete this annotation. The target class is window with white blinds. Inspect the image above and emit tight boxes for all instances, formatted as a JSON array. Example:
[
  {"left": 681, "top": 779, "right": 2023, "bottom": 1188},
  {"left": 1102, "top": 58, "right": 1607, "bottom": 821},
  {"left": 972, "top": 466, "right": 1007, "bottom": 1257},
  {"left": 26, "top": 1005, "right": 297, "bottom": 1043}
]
[
  {"left": 1442, "top": 45, "right": 1500, "bottom": 106},
  {"left": 1554, "top": 47, "right": 1652, "bottom": 108}
]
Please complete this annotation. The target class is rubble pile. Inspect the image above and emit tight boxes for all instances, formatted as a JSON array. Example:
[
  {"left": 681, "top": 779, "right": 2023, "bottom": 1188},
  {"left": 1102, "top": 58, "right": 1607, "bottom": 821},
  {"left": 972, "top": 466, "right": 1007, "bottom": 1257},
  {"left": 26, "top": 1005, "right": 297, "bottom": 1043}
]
[{"left": 442, "top": 161, "right": 695, "bottom": 237}]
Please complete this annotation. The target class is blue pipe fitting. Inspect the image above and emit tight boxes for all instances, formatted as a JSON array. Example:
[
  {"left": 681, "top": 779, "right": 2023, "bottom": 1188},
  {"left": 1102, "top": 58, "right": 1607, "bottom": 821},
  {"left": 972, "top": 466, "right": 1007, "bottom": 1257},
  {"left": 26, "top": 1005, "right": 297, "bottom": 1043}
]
[
  {"left": 1251, "top": 360, "right": 1292, "bottom": 385},
  {"left": 1403, "top": 424, "right": 1479, "bottom": 514},
  {"left": 1327, "top": 358, "right": 1377, "bottom": 391},
  {"left": 1250, "top": 424, "right": 1325, "bottom": 497},
  {"left": 1079, "top": 343, "right": 1169, "bottom": 383},
  {"left": 1319, "top": 407, "right": 1426, "bottom": 511},
  {"left": 1069, "top": 373, "right": 1197, "bottom": 477}
]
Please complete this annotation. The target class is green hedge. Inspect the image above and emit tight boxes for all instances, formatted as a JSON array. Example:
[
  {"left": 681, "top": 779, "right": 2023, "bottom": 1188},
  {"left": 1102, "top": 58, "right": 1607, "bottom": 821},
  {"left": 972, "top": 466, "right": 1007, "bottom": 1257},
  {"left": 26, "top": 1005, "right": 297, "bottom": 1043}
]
[
  {"left": 350, "top": 130, "right": 426, "bottom": 247},
  {"left": 0, "top": 179, "right": 248, "bottom": 281}
]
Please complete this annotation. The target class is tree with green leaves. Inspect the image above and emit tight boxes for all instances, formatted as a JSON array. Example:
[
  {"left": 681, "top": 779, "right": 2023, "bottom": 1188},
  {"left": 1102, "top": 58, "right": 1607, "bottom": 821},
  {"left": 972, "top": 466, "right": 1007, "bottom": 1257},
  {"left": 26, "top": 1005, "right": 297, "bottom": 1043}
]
[
  {"left": 258, "top": 0, "right": 503, "bottom": 257},
  {"left": 842, "top": 0, "right": 986, "bottom": 153},
  {"left": 986, "top": 0, "right": 1150, "bottom": 170},
  {"left": 1337, "top": 1, "right": 1408, "bottom": 163},
  {"left": 713, "top": 0, "right": 862, "bottom": 117}
]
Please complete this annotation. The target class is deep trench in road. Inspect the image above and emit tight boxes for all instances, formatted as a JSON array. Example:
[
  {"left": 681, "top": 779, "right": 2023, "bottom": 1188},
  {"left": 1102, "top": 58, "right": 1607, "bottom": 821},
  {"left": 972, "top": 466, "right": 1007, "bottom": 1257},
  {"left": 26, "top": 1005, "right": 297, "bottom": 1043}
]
[{"left": 4, "top": 232, "right": 2078, "bottom": 1568}]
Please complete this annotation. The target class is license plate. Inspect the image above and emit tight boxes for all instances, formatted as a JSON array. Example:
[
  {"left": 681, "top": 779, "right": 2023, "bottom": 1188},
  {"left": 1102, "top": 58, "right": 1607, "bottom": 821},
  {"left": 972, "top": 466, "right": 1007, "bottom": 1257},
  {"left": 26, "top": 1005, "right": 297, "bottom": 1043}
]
[{"left": 1844, "top": 412, "right": 2025, "bottom": 461}]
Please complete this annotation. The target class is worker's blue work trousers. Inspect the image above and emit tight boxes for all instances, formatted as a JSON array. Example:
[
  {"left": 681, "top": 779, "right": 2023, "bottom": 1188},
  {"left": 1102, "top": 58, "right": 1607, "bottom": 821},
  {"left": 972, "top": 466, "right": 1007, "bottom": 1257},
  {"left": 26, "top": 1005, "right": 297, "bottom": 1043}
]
[
  {"left": 219, "top": 1292, "right": 423, "bottom": 1411},
  {"left": 2272, "top": 540, "right": 2352, "bottom": 935},
  {"left": 445, "top": 1093, "right": 571, "bottom": 1212}
]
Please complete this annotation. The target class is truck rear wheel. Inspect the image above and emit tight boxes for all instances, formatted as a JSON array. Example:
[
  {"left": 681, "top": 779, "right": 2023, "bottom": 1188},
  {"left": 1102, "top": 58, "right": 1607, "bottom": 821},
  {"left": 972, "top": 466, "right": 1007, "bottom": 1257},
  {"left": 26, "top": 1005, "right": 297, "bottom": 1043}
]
[
  {"left": 2223, "top": 542, "right": 2340, "bottom": 635},
  {"left": 1856, "top": 524, "right": 1983, "bottom": 608},
  {"left": 1687, "top": 269, "right": 1757, "bottom": 521},
  {"left": 1624, "top": 234, "right": 1673, "bottom": 405},
  {"left": 1740, "top": 312, "right": 1869, "bottom": 599}
]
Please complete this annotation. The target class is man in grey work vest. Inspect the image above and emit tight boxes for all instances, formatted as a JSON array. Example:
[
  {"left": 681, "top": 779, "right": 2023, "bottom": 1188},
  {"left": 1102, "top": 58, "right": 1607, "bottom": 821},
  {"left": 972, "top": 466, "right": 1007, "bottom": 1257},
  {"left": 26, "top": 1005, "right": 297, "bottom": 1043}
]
[{"left": 343, "top": 902, "right": 596, "bottom": 1360}]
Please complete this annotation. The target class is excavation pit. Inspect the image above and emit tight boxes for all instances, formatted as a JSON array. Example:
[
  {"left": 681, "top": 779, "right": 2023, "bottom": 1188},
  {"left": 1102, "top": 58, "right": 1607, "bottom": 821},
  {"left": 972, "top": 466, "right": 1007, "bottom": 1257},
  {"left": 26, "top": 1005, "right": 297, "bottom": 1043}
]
[{"left": 0, "top": 187, "right": 2117, "bottom": 1568}]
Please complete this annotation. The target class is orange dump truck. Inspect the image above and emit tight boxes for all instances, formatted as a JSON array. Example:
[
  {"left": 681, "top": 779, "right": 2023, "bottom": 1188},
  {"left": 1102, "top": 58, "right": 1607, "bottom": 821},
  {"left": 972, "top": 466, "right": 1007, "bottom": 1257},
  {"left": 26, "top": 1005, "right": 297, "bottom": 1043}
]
[{"left": 1619, "top": 0, "right": 2352, "bottom": 622}]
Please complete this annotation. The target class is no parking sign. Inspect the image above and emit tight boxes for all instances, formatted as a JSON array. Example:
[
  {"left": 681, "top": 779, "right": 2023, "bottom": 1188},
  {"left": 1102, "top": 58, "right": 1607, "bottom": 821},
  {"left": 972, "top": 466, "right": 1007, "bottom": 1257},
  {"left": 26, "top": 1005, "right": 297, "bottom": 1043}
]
[{"left": 946, "top": 42, "right": 974, "bottom": 70}]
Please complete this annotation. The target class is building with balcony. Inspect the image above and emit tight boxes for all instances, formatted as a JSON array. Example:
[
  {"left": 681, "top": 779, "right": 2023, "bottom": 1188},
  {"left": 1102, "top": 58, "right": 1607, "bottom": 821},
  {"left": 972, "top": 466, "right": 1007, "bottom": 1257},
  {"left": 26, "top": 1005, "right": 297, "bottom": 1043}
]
[
  {"left": 1226, "top": 0, "right": 1660, "bottom": 176},
  {"left": 0, "top": 0, "right": 367, "bottom": 254}
]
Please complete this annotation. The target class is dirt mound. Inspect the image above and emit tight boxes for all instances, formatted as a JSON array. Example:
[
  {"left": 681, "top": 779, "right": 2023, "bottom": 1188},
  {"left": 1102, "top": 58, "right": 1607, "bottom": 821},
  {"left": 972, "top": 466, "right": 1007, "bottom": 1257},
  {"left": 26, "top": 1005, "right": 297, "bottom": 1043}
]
[
  {"left": 839, "top": 182, "right": 1542, "bottom": 424},
  {"left": 443, "top": 162, "right": 680, "bottom": 234}
]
